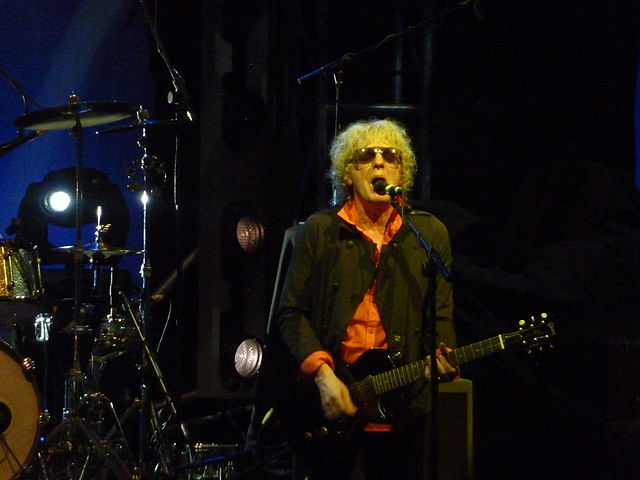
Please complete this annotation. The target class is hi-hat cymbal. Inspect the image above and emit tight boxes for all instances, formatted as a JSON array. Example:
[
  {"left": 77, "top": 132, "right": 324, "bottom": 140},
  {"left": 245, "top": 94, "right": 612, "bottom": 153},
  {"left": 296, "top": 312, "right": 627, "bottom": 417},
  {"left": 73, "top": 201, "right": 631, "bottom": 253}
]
[
  {"left": 52, "top": 241, "right": 143, "bottom": 258},
  {"left": 96, "top": 118, "right": 177, "bottom": 134},
  {"left": 14, "top": 101, "right": 136, "bottom": 131}
]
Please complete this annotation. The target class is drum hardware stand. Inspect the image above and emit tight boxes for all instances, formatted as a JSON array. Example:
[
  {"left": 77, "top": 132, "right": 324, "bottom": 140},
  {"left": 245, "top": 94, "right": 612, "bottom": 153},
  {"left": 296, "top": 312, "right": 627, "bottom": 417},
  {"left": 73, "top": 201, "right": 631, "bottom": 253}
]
[
  {"left": 62, "top": 93, "right": 90, "bottom": 420},
  {"left": 116, "top": 287, "right": 193, "bottom": 477},
  {"left": 41, "top": 391, "right": 135, "bottom": 480},
  {"left": 123, "top": 109, "right": 193, "bottom": 477},
  {"left": 41, "top": 413, "right": 132, "bottom": 480},
  {"left": 139, "top": 0, "right": 195, "bottom": 423},
  {"left": 12, "top": 96, "right": 138, "bottom": 480},
  {"left": 37, "top": 96, "right": 135, "bottom": 480},
  {"left": 128, "top": 108, "right": 155, "bottom": 475}
]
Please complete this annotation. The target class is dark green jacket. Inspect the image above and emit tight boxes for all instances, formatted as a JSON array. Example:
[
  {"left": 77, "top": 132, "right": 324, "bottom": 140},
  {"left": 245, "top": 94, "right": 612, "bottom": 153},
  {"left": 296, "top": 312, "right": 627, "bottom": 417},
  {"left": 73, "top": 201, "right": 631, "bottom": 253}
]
[{"left": 277, "top": 205, "right": 456, "bottom": 370}]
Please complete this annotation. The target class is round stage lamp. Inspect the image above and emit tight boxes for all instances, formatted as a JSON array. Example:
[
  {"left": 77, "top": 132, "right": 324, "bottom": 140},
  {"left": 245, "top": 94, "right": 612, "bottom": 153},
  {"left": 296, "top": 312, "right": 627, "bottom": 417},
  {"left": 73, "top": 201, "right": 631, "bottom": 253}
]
[
  {"left": 45, "top": 190, "right": 72, "bottom": 213},
  {"left": 236, "top": 215, "right": 264, "bottom": 254},
  {"left": 234, "top": 338, "right": 263, "bottom": 378}
]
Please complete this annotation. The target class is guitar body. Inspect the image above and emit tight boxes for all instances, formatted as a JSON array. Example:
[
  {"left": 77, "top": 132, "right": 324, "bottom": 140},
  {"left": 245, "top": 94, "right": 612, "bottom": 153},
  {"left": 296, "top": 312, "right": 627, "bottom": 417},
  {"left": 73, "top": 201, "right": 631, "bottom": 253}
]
[
  {"left": 271, "top": 349, "right": 411, "bottom": 449},
  {"left": 344, "top": 348, "right": 396, "bottom": 381},
  {"left": 340, "top": 348, "right": 406, "bottom": 424}
]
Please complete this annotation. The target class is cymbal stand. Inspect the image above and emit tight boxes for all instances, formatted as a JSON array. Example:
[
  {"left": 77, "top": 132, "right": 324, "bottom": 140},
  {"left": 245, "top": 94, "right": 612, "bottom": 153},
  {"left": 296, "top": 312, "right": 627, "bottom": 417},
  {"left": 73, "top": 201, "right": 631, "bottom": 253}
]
[
  {"left": 66, "top": 93, "right": 86, "bottom": 419},
  {"left": 126, "top": 111, "right": 191, "bottom": 476},
  {"left": 40, "top": 95, "right": 135, "bottom": 480},
  {"left": 130, "top": 112, "right": 152, "bottom": 473}
]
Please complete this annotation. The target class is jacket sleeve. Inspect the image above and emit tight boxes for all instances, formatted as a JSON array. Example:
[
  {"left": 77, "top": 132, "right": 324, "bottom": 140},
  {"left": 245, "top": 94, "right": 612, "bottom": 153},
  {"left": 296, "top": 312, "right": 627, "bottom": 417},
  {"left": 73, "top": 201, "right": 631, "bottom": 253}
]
[{"left": 276, "top": 217, "right": 328, "bottom": 366}]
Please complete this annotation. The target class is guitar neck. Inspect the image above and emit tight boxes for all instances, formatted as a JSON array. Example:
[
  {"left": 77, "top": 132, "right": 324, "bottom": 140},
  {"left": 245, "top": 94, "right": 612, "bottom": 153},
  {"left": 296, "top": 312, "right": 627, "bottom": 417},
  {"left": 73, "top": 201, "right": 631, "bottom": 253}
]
[
  {"left": 368, "top": 333, "right": 512, "bottom": 396},
  {"left": 448, "top": 333, "right": 511, "bottom": 366},
  {"left": 348, "top": 316, "right": 554, "bottom": 413}
]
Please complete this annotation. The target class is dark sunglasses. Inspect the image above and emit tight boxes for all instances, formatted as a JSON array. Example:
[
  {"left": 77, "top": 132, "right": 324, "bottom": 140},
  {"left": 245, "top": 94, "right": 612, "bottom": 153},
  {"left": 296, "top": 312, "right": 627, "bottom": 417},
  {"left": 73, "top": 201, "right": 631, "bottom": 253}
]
[{"left": 352, "top": 147, "right": 402, "bottom": 169}]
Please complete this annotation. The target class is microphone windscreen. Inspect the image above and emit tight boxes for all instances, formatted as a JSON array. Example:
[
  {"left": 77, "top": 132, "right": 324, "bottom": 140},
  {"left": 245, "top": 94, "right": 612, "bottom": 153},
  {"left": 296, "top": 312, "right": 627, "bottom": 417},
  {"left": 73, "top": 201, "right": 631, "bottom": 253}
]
[{"left": 372, "top": 179, "right": 388, "bottom": 195}]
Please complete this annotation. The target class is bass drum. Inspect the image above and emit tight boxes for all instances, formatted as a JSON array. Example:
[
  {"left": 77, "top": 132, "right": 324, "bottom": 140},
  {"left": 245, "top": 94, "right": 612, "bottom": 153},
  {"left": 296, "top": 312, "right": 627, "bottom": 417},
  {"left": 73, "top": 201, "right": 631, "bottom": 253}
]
[{"left": 0, "top": 339, "right": 41, "bottom": 480}]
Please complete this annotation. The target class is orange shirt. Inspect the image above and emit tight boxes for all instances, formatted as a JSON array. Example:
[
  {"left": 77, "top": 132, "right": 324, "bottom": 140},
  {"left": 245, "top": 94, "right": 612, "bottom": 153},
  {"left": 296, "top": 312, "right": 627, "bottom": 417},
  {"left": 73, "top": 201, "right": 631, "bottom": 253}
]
[{"left": 299, "top": 200, "right": 403, "bottom": 375}]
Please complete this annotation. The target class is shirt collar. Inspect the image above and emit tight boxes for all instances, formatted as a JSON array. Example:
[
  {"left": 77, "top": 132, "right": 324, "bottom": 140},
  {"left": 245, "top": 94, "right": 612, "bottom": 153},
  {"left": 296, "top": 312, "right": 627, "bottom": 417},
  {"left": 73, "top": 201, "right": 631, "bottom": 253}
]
[{"left": 338, "top": 200, "right": 403, "bottom": 244}]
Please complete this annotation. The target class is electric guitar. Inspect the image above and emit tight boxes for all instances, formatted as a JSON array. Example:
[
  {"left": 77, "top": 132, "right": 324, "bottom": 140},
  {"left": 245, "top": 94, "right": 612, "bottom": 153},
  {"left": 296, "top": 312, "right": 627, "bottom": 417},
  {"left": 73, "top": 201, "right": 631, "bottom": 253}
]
[{"left": 272, "top": 314, "right": 556, "bottom": 444}]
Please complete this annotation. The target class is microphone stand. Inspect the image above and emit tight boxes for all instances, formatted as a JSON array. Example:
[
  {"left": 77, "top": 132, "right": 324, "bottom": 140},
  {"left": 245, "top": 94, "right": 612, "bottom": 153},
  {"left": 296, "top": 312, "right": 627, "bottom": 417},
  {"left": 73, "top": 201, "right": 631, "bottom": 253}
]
[
  {"left": 390, "top": 193, "right": 451, "bottom": 480},
  {"left": 296, "top": 1, "right": 472, "bottom": 86}
]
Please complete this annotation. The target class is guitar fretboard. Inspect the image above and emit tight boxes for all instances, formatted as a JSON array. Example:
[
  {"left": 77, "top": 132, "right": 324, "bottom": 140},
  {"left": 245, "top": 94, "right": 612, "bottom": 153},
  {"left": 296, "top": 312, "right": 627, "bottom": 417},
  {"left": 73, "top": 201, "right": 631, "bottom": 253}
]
[
  {"left": 448, "top": 334, "right": 506, "bottom": 366},
  {"left": 370, "top": 360, "right": 427, "bottom": 396},
  {"left": 367, "top": 333, "right": 512, "bottom": 396}
]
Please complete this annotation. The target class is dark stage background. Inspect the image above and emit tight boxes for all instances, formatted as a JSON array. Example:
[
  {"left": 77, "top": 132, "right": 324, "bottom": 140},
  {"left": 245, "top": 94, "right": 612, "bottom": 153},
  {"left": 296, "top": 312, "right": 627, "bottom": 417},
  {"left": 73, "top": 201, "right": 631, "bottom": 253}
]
[{"left": 1, "top": 1, "right": 640, "bottom": 479}]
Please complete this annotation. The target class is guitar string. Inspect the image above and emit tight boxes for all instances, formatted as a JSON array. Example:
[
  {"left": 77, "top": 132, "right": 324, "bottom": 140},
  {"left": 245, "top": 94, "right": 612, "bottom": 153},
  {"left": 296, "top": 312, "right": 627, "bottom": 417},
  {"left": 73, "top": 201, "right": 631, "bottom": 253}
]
[
  {"left": 351, "top": 338, "right": 500, "bottom": 397},
  {"left": 348, "top": 327, "right": 546, "bottom": 398}
]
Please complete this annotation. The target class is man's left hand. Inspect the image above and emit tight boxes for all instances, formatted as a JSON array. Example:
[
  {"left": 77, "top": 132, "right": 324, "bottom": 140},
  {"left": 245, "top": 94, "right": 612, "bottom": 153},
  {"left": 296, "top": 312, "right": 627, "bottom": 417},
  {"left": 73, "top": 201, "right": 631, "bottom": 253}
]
[{"left": 424, "top": 342, "right": 459, "bottom": 382}]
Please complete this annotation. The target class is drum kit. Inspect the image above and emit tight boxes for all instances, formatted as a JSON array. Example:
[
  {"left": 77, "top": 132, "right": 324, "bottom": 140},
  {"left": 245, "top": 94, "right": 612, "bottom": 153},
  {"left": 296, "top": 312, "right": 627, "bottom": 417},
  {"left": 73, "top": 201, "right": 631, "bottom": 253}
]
[{"left": 0, "top": 96, "right": 203, "bottom": 480}]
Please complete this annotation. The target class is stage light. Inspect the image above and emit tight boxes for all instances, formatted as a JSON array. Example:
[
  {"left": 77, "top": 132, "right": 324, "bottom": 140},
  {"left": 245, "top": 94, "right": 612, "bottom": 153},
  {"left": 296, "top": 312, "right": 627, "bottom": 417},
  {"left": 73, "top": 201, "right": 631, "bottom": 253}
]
[
  {"left": 12, "top": 167, "right": 129, "bottom": 256},
  {"left": 234, "top": 338, "right": 263, "bottom": 378},
  {"left": 44, "top": 190, "right": 72, "bottom": 213},
  {"left": 219, "top": 202, "right": 270, "bottom": 386},
  {"left": 236, "top": 215, "right": 264, "bottom": 254},
  {"left": 221, "top": 203, "right": 267, "bottom": 282}
]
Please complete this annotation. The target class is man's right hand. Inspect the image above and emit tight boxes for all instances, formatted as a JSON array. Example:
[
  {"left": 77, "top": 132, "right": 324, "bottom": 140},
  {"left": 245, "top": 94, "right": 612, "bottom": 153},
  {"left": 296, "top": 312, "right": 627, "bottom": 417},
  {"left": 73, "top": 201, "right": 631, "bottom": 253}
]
[{"left": 314, "top": 363, "right": 358, "bottom": 420}]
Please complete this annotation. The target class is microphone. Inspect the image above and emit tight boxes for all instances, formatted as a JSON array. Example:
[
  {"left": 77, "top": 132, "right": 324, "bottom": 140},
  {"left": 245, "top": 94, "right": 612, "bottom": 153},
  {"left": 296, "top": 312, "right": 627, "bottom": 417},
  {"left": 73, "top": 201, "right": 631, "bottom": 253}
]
[{"left": 372, "top": 179, "right": 404, "bottom": 196}]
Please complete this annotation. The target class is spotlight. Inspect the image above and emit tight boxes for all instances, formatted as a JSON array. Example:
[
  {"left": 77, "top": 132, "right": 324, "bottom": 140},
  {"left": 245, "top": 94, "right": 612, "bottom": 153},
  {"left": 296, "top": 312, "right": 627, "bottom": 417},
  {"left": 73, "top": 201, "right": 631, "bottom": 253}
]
[
  {"left": 44, "top": 190, "right": 72, "bottom": 213},
  {"left": 236, "top": 215, "right": 265, "bottom": 254},
  {"left": 220, "top": 202, "right": 266, "bottom": 282},
  {"left": 12, "top": 167, "right": 129, "bottom": 256},
  {"left": 219, "top": 202, "right": 270, "bottom": 386},
  {"left": 234, "top": 338, "right": 263, "bottom": 378}
]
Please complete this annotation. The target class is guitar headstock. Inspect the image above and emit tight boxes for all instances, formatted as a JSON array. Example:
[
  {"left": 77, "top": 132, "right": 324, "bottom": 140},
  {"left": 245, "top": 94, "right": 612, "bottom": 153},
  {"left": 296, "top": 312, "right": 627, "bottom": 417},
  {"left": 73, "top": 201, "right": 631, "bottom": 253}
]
[{"left": 504, "top": 313, "right": 556, "bottom": 352}]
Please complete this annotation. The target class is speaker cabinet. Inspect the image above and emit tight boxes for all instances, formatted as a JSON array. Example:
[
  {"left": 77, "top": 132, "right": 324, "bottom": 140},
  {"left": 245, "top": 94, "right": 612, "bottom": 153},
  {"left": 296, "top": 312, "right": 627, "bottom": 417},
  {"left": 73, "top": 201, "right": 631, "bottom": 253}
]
[{"left": 438, "top": 379, "right": 473, "bottom": 480}]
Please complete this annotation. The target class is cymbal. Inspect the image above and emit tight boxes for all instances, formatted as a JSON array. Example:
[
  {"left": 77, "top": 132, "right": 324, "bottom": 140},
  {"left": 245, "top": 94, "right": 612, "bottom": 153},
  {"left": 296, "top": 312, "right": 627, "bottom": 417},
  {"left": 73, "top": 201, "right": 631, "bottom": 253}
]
[
  {"left": 14, "top": 101, "right": 136, "bottom": 131},
  {"left": 96, "top": 118, "right": 177, "bottom": 134},
  {"left": 52, "top": 241, "right": 143, "bottom": 258}
]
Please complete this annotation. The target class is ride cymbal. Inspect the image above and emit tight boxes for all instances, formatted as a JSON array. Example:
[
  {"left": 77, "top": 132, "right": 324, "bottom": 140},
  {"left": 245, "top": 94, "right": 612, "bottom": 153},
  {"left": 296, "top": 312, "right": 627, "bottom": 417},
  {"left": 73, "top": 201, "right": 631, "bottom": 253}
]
[{"left": 14, "top": 101, "right": 136, "bottom": 131}]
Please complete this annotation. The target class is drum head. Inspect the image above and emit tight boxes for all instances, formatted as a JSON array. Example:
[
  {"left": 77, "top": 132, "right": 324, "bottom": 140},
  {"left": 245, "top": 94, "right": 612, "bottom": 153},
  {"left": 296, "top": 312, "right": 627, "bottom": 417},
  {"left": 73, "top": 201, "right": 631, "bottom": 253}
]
[{"left": 0, "top": 340, "right": 40, "bottom": 480}]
